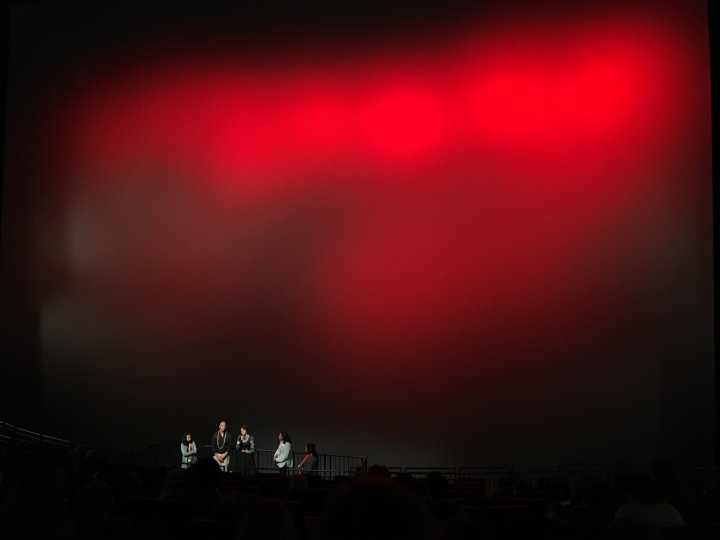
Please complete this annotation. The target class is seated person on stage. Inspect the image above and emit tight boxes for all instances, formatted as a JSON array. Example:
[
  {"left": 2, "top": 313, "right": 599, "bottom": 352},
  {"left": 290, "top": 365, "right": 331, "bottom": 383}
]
[
  {"left": 212, "top": 421, "right": 232, "bottom": 472},
  {"left": 181, "top": 433, "right": 197, "bottom": 469},
  {"left": 298, "top": 443, "right": 319, "bottom": 475},
  {"left": 273, "top": 431, "right": 293, "bottom": 470}
]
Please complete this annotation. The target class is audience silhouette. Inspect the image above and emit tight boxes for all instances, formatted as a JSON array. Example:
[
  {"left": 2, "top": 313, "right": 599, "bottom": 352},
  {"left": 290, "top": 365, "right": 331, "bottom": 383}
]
[{"left": 1, "top": 446, "right": 719, "bottom": 540}]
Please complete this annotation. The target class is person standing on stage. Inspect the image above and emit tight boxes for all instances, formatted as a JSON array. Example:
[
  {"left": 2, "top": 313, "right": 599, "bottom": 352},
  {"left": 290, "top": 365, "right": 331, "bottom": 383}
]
[
  {"left": 181, "top": 433, "right": 198, "bottom": 469},
  {"left": 236, "top": 425, "right": 256, "bottom": 475},
  {"left": 212, "top": 421, "right": 232, "bottom": 472},
  {"left": 273, "top": 431, "right": 293, "bottom": 470}
]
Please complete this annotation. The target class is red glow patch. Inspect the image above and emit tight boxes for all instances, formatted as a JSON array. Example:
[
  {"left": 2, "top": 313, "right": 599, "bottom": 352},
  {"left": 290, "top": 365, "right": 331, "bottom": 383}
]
[
  {"left": 63, "top": 18, "right": 681, "bottom": 194},
  {"left": 361, "top": 83, "right": 449, "bottom": 161},
  {"left": 53, "top": 14, "right": 697, "bottom": 354}
]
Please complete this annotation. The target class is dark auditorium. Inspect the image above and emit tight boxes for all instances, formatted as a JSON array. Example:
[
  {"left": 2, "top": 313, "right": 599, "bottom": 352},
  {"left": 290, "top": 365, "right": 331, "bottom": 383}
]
[{"left": 1, "top": 0, "right": 720, "bottom": 538}]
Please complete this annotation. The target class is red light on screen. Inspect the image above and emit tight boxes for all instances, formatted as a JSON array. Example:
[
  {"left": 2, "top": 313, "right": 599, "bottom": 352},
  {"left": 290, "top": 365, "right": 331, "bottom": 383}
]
[
  {"left": 360, "top": 84, "right": 449, "bottom": 161},
  {"left": 66, "top": 19, "right": 677, "bottom": 192},
  {"left": 57, "top": 15, "right": 690, "bottom": 351}
]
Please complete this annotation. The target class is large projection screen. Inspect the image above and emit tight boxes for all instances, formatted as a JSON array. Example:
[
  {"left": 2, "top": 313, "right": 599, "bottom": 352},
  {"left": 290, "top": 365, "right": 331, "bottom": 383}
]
[{"left": 0, "top": 0, "right": 713, "bottom": 467}]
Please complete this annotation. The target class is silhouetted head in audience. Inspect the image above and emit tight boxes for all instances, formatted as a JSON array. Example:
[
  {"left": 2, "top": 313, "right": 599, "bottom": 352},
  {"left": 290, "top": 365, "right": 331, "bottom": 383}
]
[
  {"left": 426, "top": 499, "right": 459, "bottom": 523},
  {"left": 703, "top": 477, "right": 720, "bottom": 499},
  {"left": 306, "top": 443, "right": 317, "bottom": 456},
  {"left": 605, "top": 519, "right": 653, "bottom": 540},
  {"left": 237, "top": 498, "right": 298, "bottom": 540},
  {"left": 395, "top": 472, "right": 418, "bottom": 495},
  {"left": 650, "top": 461, "right": 676, "bottom": 485},
  {"left": 290, "top": 473, "right": 308, "bottom": 491},
  {"left": 257, "top": 477, "right": 288, "bottom": 500},
  {"left": 582, "top": 481, "right": 613, "bottom": 507},
  {"left": 650, "top": 460, "right": 684, "bottom": 505},
  {"left": 279, "top": 432, "right": 292, "bottom": 444},
  {"left": 95, "top": 464, "right": 122, "bottom": 489},
  {"left": 514, "top": 479, "right": 533, "bottom": 493},
  {"left": 612, "top": 475, "right": 630, "bottom": 501},
  {"left": 75, "top": 480, "right": 113, "bottom": 520},
  {"left": 137, "top": 519, "right": 164, "bottom": 540},
  {"left": 185, "top": 457, "right": 221, "bottom": 490},
  {"left": 426, "top": 472, "right": 449, "bottom": 500},
  {"left": 61, "top": 460, "right": 79, "bottom": 478},
  {"left": 367, "top": 464, "right": 391, "bottom": 479},
  {"left": 48, "top": 465, "right": 68, "bottom": 494},
  {"left": 165, "top": 467, "right": 185, "bottom": 485},
  {"left": 0, "top": 469, "right": 71, "bottom": 538},
  {"left": 219, "top": 490, "right": 248, "bottom": 522},
  {"left": 319, "top": 477, "right": 441, "bottom": 540},
  {"left": 625, "top": 474, "right": 663, "bottom": 504}
]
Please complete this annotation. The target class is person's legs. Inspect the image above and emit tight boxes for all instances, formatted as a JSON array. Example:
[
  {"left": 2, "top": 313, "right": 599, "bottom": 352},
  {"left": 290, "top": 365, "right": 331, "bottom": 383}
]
[{"left": 214, "top": 455, "right": 229, "bottom": 472}]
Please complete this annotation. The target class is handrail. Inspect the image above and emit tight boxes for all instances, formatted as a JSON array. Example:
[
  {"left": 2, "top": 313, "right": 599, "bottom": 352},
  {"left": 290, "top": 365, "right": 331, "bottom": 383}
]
[
  {"left": 131, "top": 442, "right": 367, "bottom": 459},
  {"left": 0, "top": 421, "right": 71, "bottom": 443},
  {"left": 0, "top": 421, "right": 79, "bottom": 460},
  {"left": 405, "top": 467, "right": 457, "bottom": 472},
  {"left": 4, "top": 423, "right": 719, "bottom": 477},
  {"left": 132, "top": 442, "right": 157, "bottom": 454},
  {"left": 132, "top": 442, "right": 368, "bottom": 478}
]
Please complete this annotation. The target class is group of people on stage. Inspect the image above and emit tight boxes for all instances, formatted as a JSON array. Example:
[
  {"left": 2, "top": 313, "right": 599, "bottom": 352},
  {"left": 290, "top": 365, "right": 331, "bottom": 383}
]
[{"left": 180, "top": 421, "right": 318, "bottom": 475}]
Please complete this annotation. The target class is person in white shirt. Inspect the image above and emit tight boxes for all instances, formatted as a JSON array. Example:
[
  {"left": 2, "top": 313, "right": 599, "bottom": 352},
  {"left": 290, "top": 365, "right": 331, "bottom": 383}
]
[{"left": 273, "top": 431, "right": 293, "bottom": 472}]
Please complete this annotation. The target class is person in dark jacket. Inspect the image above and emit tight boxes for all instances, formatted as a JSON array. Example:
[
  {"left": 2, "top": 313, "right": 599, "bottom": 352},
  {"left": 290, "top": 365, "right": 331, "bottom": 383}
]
[
  {"left": 298, "top": 443, "right": 318, "bottom": 475},
  {"left": 235, "top": 424, "right": 256, "bottom": 475},
  {"left": 212, "top": 421, "right": 232, "bottom": 472}
]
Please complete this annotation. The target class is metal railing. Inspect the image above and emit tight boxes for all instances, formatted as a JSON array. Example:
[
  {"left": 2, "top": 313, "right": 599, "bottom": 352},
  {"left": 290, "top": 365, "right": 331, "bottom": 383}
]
[
  {"left": 3, "top": 422, "right": 718, "bottom": 489},
  {"left": 404, "top": 467, "right": 459, "bottom": 479},
  {"left": 0, "top": 421, "right": 74, "bottom": 453},
  {"left": 125, "top": 441, "right": 720, "bottom": 489},
  {"left": 131, "top": 442, "right": 367, "bottom": 478},
  {"left": 0, "top": 421, "right": 125, "bottom": 461},
  {"left": 402, "top": 464, "right": 720, "bottom": 491}
]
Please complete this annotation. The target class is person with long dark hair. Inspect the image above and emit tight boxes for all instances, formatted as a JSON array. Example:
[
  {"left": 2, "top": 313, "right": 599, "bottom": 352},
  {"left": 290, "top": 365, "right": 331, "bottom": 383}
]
[
  {"left": 298, "top": 443, "right": 318, "bottom": 476},
  {"left": 181, "top": 433, "right": 197, "bottom": 469},
  {"left": 273, "top": 431, "right": 293, "bottom": 470},
  {"left": 235, "top": 424, "right": 256, "bottom": 475}
]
